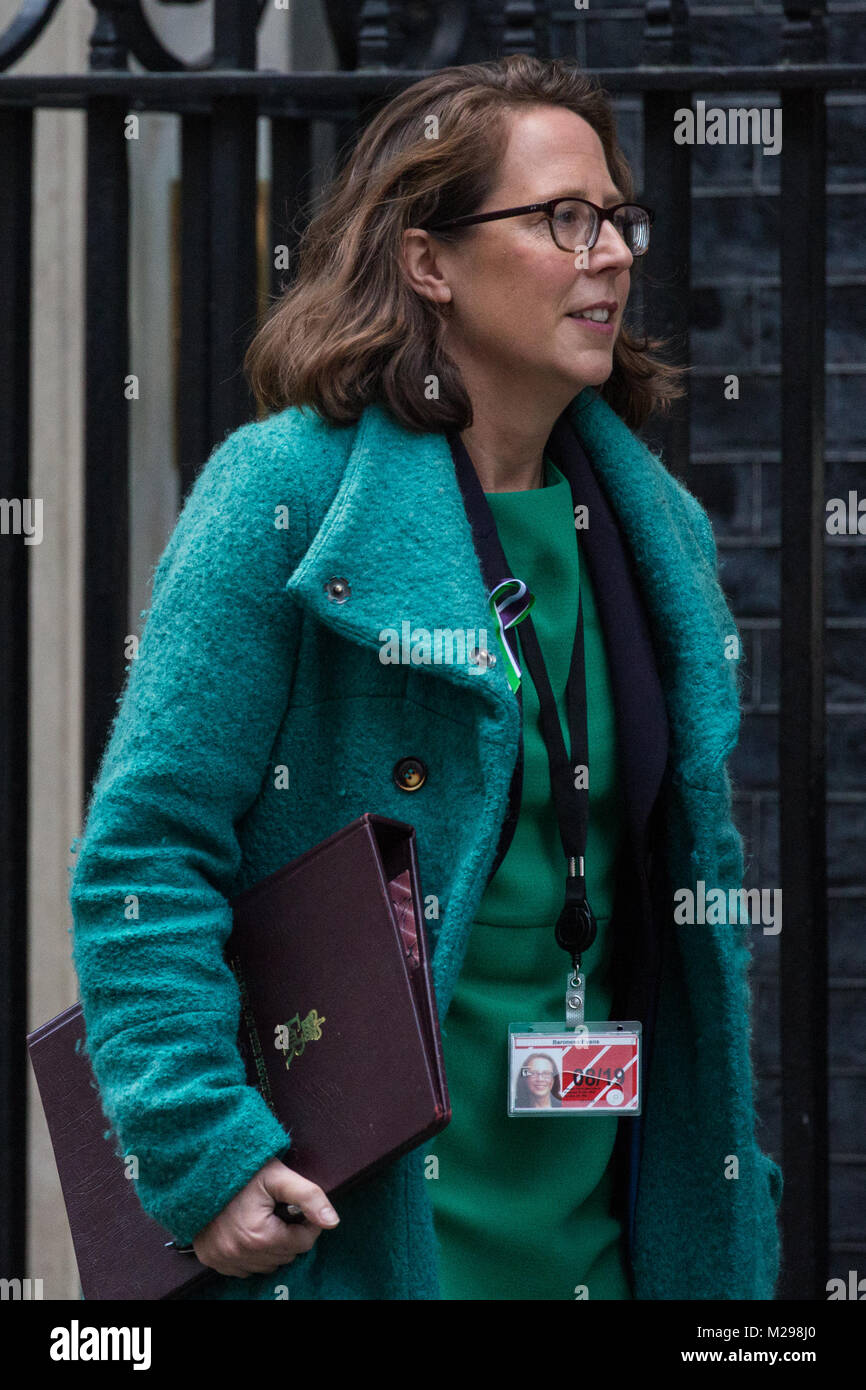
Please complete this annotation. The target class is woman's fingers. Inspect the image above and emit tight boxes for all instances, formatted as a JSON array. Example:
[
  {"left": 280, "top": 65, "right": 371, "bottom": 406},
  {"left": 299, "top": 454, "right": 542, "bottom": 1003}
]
[
  {"left": 260, "top": 1159, "right": 340, "bottom": 1230},
  {"left": 192, "top": 1158, "right": 340, "bottom": 1278}
]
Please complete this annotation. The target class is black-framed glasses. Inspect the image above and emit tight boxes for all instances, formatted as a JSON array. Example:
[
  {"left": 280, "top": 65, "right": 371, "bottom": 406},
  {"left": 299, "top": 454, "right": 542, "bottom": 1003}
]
[{"left": 426, "top": 197, "right": 655, "bottom": 258}]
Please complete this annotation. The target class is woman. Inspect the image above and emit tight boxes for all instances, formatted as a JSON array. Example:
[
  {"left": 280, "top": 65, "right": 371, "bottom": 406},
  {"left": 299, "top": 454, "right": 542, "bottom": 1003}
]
[
  {"left": 514, "top": 1055, "right": 564, "bottom": 1111},
  {"left": 69, "top": 54, "right": 783, "bottom": 1301}
]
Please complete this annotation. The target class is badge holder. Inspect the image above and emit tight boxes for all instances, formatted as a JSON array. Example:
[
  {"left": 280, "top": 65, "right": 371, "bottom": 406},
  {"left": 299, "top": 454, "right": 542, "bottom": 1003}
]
[{"left": 507, "top": 891, "right": 642, "bottom": 1118}]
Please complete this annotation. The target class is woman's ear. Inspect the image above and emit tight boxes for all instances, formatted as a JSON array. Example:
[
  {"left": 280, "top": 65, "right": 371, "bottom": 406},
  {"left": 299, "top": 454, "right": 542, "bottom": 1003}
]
[{"left": 401, "top": 227, "right": 453, "bottom": 306}]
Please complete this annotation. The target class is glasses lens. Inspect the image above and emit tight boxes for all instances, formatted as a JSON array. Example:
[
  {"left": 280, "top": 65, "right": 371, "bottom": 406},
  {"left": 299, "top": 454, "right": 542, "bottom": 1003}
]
[
  {"left": 552, "top": 202, "right": 651, "bottom": 256},
  {"left": 614, "top": 206, "right": 651, "bottom": 256},
  {"left": 551, "top": 200, "right": 595, "bottom": 251}
]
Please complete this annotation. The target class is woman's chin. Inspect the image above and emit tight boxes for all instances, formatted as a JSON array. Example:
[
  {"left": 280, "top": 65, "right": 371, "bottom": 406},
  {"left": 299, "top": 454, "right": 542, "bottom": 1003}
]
[{"left": 556, "top": 354, "right": 614, "bottom": 393}]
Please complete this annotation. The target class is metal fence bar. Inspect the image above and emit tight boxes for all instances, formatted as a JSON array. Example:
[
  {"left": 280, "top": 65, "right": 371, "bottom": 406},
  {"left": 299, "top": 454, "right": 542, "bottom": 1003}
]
[
  {"left": 83, "top": 98, "right": 131, "bottom": 797},
  {"left": 0, "top": 103, "right": 32, "bottom": 1281},
  {"left": 778, "top": 82, "right": 829, "bottom": 1301},
  {"left": 207, "top": 3, "right": 259, "bottom": 447},
  {"left": 638, "top": 1, "right": 691, "bottom": 480},
  {"left": 208, "top": 95, "right": 258, "bottom": 445},
  {"left": 358, "top": 0, "right": 401, "bottom": 68},
  {"left": 269, "top": 116, "right": 313, "bottom": 306},
  {"left": 213, "top": 0, "right": 257, "bottom": 72},
  {"left": 0, "top": 64, "right": 862, "bottom": 108},
  {"left": 640, "top": 89, "right": 691, "bottom": 482},
  {"left": 178, "top": 114, "right": 212, "bottom": 502}
]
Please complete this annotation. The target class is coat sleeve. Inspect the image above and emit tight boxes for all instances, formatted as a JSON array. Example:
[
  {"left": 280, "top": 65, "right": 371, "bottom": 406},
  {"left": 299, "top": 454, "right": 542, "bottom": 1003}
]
[{"left": 69, "top": 419, "right": 309, "bottom": 1247}]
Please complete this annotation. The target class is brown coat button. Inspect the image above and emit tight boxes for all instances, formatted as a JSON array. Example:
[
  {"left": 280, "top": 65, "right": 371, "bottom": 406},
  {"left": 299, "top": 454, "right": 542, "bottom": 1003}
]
[{"left": 393, "top": 756, "right": 427, "bottom": 792}]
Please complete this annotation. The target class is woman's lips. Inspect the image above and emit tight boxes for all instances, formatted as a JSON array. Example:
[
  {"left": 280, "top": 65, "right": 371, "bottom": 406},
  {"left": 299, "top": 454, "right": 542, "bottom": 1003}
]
[{"left": 567, "top": 313, "right": 615, "bottom": 335}]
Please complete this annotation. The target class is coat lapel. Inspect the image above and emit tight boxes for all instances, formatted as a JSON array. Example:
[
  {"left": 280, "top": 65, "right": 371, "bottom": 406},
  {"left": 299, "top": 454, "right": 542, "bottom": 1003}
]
[
  {"left": 284, "top": 402, "right": 517, "bottom": 725},
  {"left": 285, "top": 388, "right": 741, "bottom": 794}
]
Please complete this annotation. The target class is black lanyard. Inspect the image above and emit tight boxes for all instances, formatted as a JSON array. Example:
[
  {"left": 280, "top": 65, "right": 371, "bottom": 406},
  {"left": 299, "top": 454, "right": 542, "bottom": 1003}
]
[
  {"left": 448, "top": 430, "right": 598, "bottom": 974},
  {"left": 515, "top": 589, "right": 598, "bottom": 969}
]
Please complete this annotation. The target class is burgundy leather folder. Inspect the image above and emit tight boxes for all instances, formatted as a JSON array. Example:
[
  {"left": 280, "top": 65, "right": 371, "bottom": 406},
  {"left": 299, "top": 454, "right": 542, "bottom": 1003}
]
[{"left": 28, "top": 813, "right": 450, "bottom": 1300}]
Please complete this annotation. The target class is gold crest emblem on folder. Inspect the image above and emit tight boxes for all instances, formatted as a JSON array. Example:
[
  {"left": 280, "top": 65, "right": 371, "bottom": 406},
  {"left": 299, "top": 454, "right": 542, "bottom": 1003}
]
[{"left": 274, "top": 1009, "right": 326, "bottom": 1069}]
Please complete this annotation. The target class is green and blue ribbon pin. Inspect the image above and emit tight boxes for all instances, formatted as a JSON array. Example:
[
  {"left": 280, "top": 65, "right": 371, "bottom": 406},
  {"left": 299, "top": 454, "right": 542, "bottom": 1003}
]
[{"left": 487, "top": 578, "right": 535, "bottom": 695}]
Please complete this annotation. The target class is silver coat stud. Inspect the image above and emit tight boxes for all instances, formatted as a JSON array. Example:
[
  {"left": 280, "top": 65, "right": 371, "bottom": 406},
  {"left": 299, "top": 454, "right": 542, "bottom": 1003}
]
[{"left": 325, "top": 576, "right": 351, "bottom": 602}]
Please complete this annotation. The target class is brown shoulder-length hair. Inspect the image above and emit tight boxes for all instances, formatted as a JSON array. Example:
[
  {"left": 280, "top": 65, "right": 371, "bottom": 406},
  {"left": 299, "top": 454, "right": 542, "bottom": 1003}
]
[{"left": 245, "top": 53, "right": 685, "bottom": 435}]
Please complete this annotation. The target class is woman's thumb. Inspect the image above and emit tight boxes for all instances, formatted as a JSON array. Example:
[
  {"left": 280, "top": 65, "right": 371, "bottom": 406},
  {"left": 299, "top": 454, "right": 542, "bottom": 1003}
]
[{"left": 262, "top": 1159, "right": 340, "bottom": 1227}]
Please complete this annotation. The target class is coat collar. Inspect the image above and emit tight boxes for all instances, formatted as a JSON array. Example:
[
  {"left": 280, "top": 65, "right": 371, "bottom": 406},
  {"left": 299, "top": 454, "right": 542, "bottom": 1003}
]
[{"left": 284, "top": 388, "right": 740, "bottom": 785}]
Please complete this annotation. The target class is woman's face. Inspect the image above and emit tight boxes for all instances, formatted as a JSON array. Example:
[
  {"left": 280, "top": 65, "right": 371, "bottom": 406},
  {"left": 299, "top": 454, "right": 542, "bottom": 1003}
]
[
  {"left": 525, "top": 1058, "right": 556, "bottom": 1102},
  {"left": 432, "top": 104, "right": 633, "bottom": 398}
]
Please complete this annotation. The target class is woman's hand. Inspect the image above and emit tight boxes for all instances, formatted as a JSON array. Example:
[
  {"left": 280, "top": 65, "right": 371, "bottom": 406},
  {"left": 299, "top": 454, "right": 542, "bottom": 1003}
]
[{"left": 192, "top": 1157, "right": 340, "bottom": 1278}]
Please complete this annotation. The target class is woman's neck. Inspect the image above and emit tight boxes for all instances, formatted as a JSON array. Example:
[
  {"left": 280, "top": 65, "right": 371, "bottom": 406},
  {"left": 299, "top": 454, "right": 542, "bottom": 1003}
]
[
  {"left": 463, "top": 425, "right": 547, "bottom": 493},
  {"left": 456, "top": 368, "right": 576, "bottom": 493}
]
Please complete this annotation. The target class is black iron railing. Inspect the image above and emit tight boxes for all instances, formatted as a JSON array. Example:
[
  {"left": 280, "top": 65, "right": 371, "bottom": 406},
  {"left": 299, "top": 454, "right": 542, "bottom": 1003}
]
[{"left": 0, "top": 0, "right": 859, "bottom": 1300}]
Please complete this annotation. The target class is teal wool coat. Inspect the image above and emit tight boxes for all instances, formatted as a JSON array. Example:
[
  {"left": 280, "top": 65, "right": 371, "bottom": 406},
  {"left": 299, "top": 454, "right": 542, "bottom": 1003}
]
[{"left": 69, "top": 386, "right": 784, "bottom": 1300}]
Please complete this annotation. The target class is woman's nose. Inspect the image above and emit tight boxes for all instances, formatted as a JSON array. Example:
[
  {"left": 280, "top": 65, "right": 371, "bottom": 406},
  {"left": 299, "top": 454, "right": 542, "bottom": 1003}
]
[{"left": 590, "top": 218, "right": 634, "bottom": 270}]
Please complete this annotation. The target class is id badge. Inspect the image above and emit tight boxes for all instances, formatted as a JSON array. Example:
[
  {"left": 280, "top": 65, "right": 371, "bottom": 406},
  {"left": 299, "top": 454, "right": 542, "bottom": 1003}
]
[{"left": 507, "top": 1021, "right": 642, "bottom": 1117}]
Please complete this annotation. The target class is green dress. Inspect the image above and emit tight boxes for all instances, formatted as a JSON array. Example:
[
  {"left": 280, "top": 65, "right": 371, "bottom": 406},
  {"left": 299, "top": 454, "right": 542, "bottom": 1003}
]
[{"left": 429, "top": 456, "right": 633, "bottom": 1300}]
